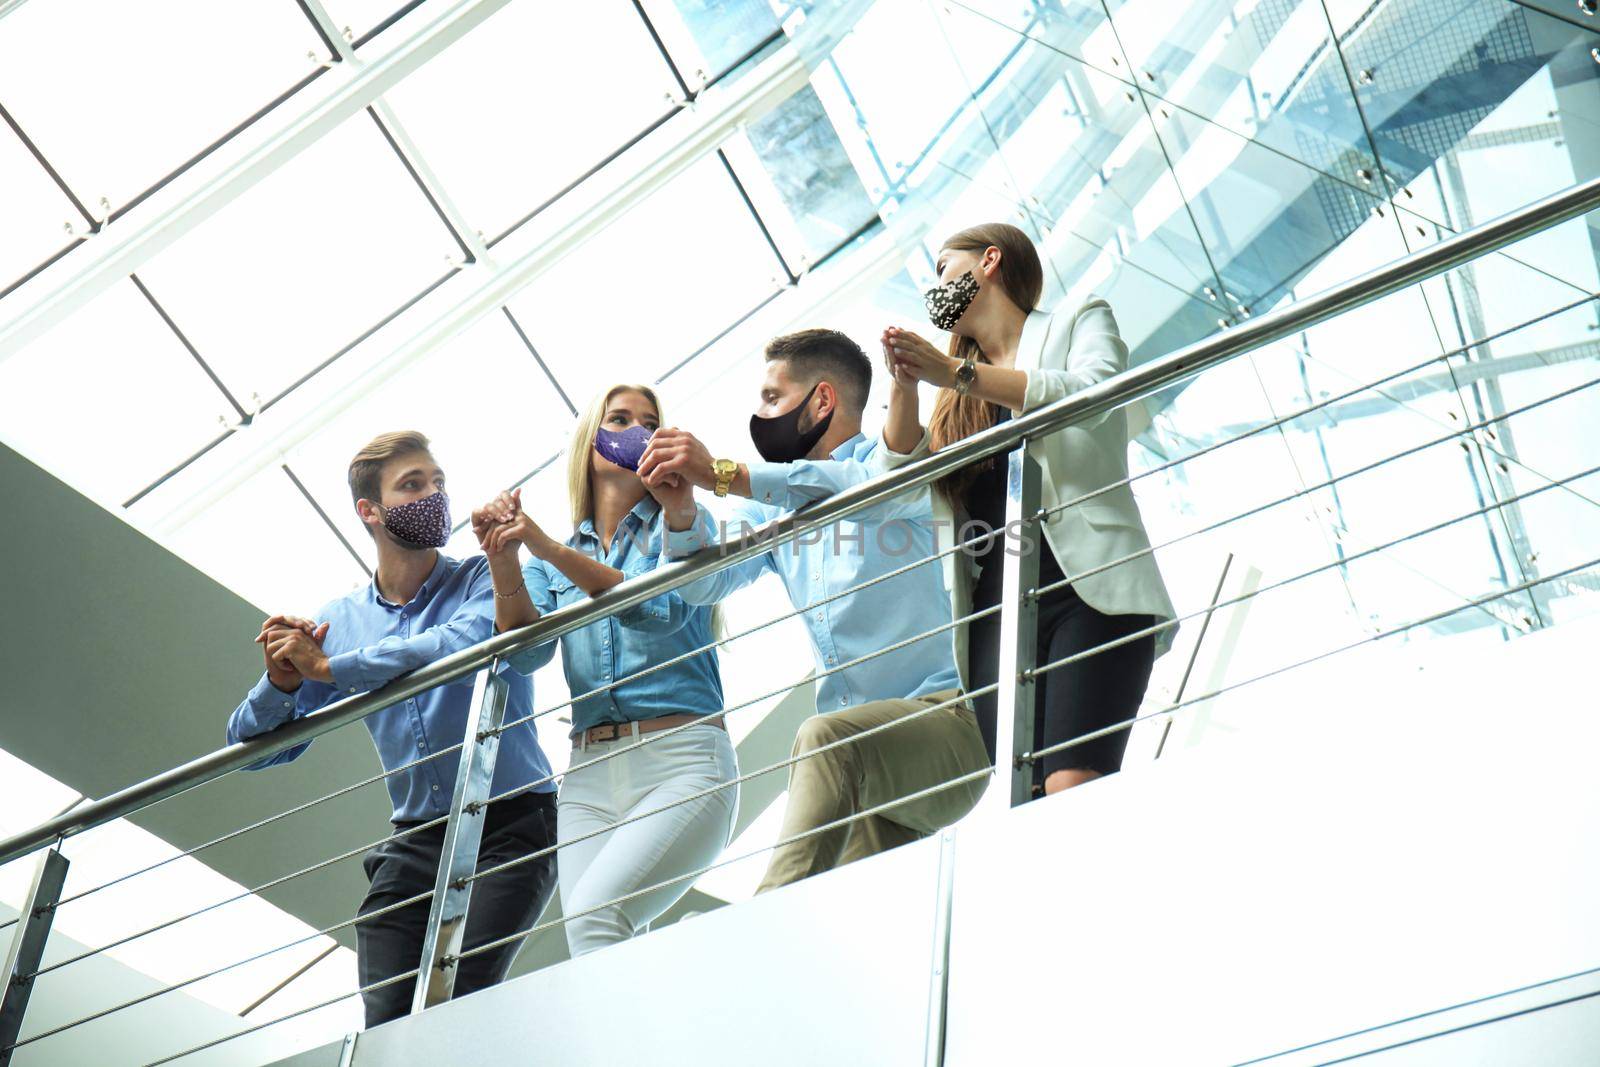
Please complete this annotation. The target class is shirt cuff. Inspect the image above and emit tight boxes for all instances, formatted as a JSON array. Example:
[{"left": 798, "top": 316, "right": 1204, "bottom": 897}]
[
  {"left": 326, "top": 649, "right": 370, "bottom": 697},
  {"left": 664, "top": 506, "right": 718, "bottom": 558},
  {"left": 1022, "top": 368, "right": 1051, "bottom": 413},
  {"left": 246, "top": 673, "right": 300, "bottom": 727},
  {"left": 745, "top": 462, "right": 789, "bottom": 508},
  {"left": 880, "top": 427, "right": 930, "bottom": 465}
]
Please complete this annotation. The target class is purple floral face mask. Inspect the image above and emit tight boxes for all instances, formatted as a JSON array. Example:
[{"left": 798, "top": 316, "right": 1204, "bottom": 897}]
[
  {"left": 380, "top": 491, "right": 452, "bottom": 549},
  {"left": 593, "top": 425, "right": 654, "bottom": 472}
]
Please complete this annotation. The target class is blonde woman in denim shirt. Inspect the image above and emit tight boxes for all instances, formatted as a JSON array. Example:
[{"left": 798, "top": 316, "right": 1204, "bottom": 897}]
[{"left": 472, "top": 384, "right": 736, "bottom": 957}]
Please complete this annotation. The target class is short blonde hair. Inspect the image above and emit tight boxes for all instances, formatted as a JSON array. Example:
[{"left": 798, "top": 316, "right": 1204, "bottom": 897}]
[
  {"left": 567, "top": 385, "right": 661, "bottom": 526},
  {"left": 348, "top": 430, "right": 432, "bottom": 507}
]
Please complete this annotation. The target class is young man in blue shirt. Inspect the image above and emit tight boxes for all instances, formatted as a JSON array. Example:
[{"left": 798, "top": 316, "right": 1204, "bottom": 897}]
[
  {"left": 226, "top": 431, "right": 558, "bottom": 1027},
  {"left": 638, "top": 331, "right": 989, "bottom": 892}
]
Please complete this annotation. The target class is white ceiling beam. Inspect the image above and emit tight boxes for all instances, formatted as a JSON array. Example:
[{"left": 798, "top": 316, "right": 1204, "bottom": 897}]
[
  {"left": 298, "top": 0, "right": 493, "bottom": 264},
  {"left": 0, "top": 0, "right": 515, "bottom": 363}
]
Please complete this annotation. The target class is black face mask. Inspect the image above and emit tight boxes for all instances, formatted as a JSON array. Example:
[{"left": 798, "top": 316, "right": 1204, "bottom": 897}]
[{"left": 749, "top": 382, "right": 834, "bottom": 463}]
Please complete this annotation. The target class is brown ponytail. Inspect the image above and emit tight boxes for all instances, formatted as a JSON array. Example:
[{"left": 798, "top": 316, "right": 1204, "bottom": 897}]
[{"left": 927, "top": 222, "right": 1044, "bottom": 503}]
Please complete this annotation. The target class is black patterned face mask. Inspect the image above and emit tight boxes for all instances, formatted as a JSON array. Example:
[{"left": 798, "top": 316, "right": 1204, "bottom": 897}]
[
  {"left": 924, "top": 270, "right": 980, "bottom": 330},
  {"left": 379, "top": 491, "right": 451, "bottom": 549}
]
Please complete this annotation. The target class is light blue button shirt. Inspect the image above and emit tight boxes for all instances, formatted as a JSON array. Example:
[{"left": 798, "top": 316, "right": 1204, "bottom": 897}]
[
  {"left": 226, "top": 553, "right": 556, "bottom": 823},
  {"left": 505, "top": 495, "right": 723, "bottom": 736},
  {"left": 664, "top": 432, "right": 960, "bottom": 711}
]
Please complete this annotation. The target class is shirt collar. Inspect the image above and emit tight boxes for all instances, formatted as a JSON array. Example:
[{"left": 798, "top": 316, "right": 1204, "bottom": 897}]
[
  {"left": 829, "top": 432, "right": 867, "bottom": 461},
  {"left": 577, "top": 495, "right": 661, "bottom": 542},
  {"left": 370, "top": 551, "right": 452, "bottom": 609}
]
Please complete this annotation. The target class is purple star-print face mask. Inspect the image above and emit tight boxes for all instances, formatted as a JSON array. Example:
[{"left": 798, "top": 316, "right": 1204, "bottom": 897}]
[
  {"left": 379, "top": 491, "right": 452, "bottom": 549},
  {"left": 593, "top": 424, "right": 654, "bottom": 472}
]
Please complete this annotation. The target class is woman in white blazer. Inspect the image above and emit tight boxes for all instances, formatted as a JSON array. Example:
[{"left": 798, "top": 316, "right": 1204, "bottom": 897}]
[{"left": 879, "top": 222, "right": 1177, "bottom": 797}]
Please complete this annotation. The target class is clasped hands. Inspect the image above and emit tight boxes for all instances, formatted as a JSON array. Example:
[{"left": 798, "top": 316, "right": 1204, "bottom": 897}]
[
  {"left": 471, "top": 488, "right": 548, "bottom": 559},
  {"left": 880, "top": 327, "right": 957, "bottom": 388},
  {"left": 257, "top": 614, "right": 332, "bottom": 692}
]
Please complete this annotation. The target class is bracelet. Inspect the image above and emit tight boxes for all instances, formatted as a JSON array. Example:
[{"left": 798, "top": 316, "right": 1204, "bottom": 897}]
[{"left": 495, "top": 580, "right": 527, "bottom": 600}]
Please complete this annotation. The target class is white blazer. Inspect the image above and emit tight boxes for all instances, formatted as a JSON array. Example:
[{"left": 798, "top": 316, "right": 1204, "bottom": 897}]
[{"left": 880, "top": 297, "right": 1178, "bottom": 688}]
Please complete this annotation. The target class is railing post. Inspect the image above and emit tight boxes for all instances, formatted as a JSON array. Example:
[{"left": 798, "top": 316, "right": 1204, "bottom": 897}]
[
  {"left": 410, "top": 663, "right": 509, "bottom": 1015},
  {"left": 0, "top": 847, "right": 68, "bottom": 1066},
  {"left": 987, "top": 443, "right": 1043, "bottom": 811}
]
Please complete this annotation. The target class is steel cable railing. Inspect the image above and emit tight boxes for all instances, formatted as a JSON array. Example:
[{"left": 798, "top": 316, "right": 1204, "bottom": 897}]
[
  {"left": 482, "top": 287, "right": 1598, "bottom": 746},
  {"left": 1020, "top": 553, "right": 1600, "bottom": 776},
  {"left": 19, "top": 535, "right": 1594, "bottom": 1060},
  {"left": 26, "top": 317, "right": 1593, "bottom": 957},
  {"left": 4, "top": 286, "right": 1588, "bottom": 949},
  {"left": 4, "top": 172, "right": 1596, "bottom": 871},
  {"left": 6, "top": 680, "right": 1001, "bottom": 1052},
  {"left": 132, "top": 766, "right": 998, "bottom": 1067},
  {"left": 2, "top": 173, "right": 1598, "bottom": 1063},
  {"left": 41, "top": 740, "right": 470, "bottom": 917},
  {"left": 23, "top": 401, "right": 1594, "bottom": 1049}
]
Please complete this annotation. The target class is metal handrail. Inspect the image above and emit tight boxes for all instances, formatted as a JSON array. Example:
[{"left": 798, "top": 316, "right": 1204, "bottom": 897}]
[{"left": 2, "top": 172, "right": 1597, "bottom": 869}]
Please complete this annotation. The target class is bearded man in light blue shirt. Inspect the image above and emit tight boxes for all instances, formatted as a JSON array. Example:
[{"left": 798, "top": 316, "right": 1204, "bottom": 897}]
[{"left": 639, "top": 330, "right": 989, "bottom": 892}]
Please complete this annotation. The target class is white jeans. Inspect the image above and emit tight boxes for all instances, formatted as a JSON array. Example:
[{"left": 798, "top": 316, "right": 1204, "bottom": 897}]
[{"left": 557, "top": 723, "right": 738, "bottom": 957}]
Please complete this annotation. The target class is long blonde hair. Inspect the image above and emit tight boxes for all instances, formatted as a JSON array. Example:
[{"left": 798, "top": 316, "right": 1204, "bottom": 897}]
[
  {"left": 927, "top": 223, "right": 1044, "bottom": 503},
  {"left": 566, "top": 383, "right": 724, "bottom": 640}
]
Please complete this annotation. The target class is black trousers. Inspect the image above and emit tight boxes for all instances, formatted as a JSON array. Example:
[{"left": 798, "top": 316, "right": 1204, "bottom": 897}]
[
  {"left": 968, "top": 579, "right": 1156, "bottom": 785},
  {"left": 355, "top": 790, "right": 558, "bottom": 1028}
]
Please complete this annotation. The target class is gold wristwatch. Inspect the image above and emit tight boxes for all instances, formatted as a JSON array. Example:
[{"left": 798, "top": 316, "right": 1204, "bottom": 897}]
[{"left": 711, "top": 457, "right": 739, "bottom": 497}]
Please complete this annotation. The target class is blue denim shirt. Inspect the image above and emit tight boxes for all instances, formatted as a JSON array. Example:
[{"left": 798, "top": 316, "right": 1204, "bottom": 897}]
[
  {"left": 226, "top": 553, "right": 556, "bottom": 823},
  {"left": 506, "top": 495, "right": 723, "bottom": 736},
  {"left": 664, "top": 432, "right": 961, "bottom": 712}
]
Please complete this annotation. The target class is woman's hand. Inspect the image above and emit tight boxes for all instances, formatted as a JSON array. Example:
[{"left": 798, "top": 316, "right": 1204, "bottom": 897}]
[
  {"left": 879, "top": 329, "right": 919, "bottom": 390},
  {"left": 471, "top": 490, "right": 519, "bottom": 558},
  {"left": 883, "top": 327, "right": 958, "bottom": 388},
  {"left": 644, "top": 464, "right": 697, "bottom": 530}
]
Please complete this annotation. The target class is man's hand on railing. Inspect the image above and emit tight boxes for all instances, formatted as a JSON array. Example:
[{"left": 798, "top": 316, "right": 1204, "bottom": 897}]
[
  {"left": 257, "top": 617, "right": 332, "bottom": 686},
  {"left": 253, "top": 615, "right": 314, "bottom": 693}
]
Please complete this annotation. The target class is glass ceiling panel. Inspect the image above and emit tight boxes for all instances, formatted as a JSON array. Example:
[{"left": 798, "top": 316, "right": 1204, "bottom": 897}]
[
  {"left": 1144, "top": 96, "right": 1386, "bottom": 312},
  {"left": 133, "top": 113, "right": 462, "bottom": 409},
  {"left": 638, "top": 0, "right": 785, "bottom": 83},
  {"left": 287, "top": 310, "right": 574, "bottom": 566},
  {"left": 722, "top": 85, "right": 879, "bottom": 270},
  {"left": 1107, "top": 0, "right": 1377, "bottom": 190},
  {"left": 931, "top": 5, "right": 1221, "bottom": 309},
  {"left": 0, "top": 120, "right": 78, "bottom": 294},
  {"left": 162, "top": 462, "right": 368, "bottom": 613},
  {"left": 1367, "top": 20, "right": 1600, "bottom": 287},
  {"left": 825, "top": 0, "right": 993, "bottom": 191},
  {"left": 0, "top": 279, "right": 236, "bottom": 505},
  {"left": 503, "top": 152, "right": 783, "bottom": 407},
  {"left": 0, "top": 0, "right": 328, "bottom": 214},
  {"left": 379, "top": 0, "right": 680, "bottom": 243},
  {"left": 941, "top": 0, "right": 1113, "bottom": 68}
]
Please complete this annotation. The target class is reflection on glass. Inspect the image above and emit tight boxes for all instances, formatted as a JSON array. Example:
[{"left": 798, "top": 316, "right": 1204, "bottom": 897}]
[
  {"left": 724, "top": 86, "right": 877, "bottom": 269},
  {"left": 641, "top": 0, "right": 784, "bottom": 82}
]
